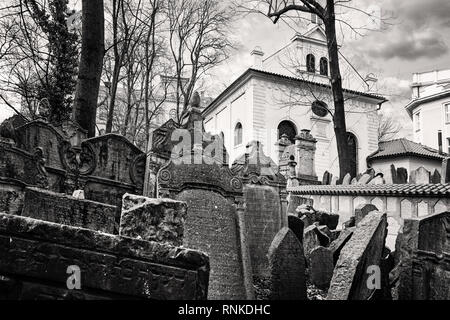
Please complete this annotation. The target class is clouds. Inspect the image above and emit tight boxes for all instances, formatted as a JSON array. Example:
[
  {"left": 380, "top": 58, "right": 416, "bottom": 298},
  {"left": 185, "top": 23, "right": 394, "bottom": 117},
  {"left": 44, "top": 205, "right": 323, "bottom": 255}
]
[{"left": 355, "top": 0, "right": 450, "bottom": 61}]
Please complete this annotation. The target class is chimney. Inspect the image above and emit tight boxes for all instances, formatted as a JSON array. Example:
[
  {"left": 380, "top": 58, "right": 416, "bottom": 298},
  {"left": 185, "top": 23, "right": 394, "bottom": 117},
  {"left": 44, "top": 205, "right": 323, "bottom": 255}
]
[{"left": 251, "top": 46, "right": 264, "bottom": 69}]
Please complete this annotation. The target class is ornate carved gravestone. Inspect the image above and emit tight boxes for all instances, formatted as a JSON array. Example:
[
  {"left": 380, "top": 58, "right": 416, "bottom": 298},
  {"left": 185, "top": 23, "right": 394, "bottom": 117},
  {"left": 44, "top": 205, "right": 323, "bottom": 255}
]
[
  {"left": 327, "top": 211, "right": 388, "bottom": 300},
  {"left": 78, "top": 134, "right": 146, "bottom": 207},
  {"left": 155, "top": 105, "right": 251, "bottom": 300},
  {"left": 231, "top": 140, "right": 287, "bottom": 278},
  {"left": 397, "top": 211, "right": 450, "bottom": 300}
]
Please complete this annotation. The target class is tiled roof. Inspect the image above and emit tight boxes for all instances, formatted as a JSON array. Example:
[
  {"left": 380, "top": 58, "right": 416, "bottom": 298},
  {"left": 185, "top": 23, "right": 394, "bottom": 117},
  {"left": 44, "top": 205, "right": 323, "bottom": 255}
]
[
  {"left": 367, "top": 138, "right": 447, "bottom": 162},
  {"left": 287, "top": 183, "right": 450, "bottom": 197}
]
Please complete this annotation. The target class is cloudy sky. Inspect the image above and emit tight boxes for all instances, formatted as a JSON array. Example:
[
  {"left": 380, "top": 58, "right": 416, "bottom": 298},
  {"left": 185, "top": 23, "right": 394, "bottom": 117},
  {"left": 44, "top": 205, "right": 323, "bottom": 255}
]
[{"left": 1, "top": 0, "right": 450, "bottom": 139}]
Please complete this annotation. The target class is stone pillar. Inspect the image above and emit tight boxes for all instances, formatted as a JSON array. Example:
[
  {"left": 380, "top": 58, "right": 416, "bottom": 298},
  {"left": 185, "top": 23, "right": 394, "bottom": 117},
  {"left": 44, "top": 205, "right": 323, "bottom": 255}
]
[
  {"left": 287, "top": 156, "right": 299, "bottom": 188},
  {"left": 295, "top": 129, "right": 318, "bottom": 183}
]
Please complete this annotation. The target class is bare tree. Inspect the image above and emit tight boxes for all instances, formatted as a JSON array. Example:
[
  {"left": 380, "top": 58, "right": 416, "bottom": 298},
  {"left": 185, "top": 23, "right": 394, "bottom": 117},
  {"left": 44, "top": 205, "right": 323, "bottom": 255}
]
[
  {"left": 0, "top": 0, "right": 79, "bottom": 124},
  {"left": 73, "top": 0, "right": 105, "bottom": 137},
  {"left": 167, "top": 0, "right": 235, "bottom": 122},
  {"left": 239, "top": 0, "right": 387, "bottom": 179},
  {"left": 378, "top": 113, "right": 401, "bottom": 142}
]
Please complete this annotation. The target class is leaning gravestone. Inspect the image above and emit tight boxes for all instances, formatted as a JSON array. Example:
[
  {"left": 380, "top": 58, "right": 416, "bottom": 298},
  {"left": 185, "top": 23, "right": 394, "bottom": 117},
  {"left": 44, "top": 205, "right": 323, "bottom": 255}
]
[
  {"left": 327, "top": 211, "right": 388, "bottom": 300},
  {"left": 288, "top": 214, "right": 304, "bottom": 244},
  {"left": 355, "top": 203, "right": 378, "bottom": 226},
  {"left": 329, "top": 227, "right": 355, "bottom": 265},
  {"left": 342, "top": 173, "right": 352, "bottom": 185},
  {"left": 357, "top": 173, "right": 372, "bottom": 185},
  {"left": 308, "top": 246, "right": 334, "bottom": 290},
  {"left": 287, "top": 195, "right": 313, "bottom": 214},
  {"left": 268, "top": 227, "right": 306, "bottom": 300},
  {"left": 397, "top": 211, "right": 450, "bottom": 300}
]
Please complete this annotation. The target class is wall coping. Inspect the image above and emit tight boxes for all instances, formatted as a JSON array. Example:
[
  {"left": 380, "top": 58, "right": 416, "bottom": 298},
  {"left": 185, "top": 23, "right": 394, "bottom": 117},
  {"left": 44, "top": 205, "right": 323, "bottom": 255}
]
[{"left": 287, "top": 183, "right": 450, "bottom": 197}]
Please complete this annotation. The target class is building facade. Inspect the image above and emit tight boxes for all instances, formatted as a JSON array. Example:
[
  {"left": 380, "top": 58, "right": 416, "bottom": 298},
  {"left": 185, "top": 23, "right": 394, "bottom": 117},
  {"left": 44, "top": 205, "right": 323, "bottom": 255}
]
[
  {"left": 203, "top": 25, "right": 386, "bottom": 180},
  {"left": 405, "top": 69, "right": 450, "bottom": 154}
]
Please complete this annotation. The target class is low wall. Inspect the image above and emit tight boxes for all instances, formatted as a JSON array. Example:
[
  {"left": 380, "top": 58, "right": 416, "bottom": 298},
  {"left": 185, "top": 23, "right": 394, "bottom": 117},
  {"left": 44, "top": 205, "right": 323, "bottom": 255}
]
[{"left": 287, "top": 184, "right": 450, "bottom": 250}]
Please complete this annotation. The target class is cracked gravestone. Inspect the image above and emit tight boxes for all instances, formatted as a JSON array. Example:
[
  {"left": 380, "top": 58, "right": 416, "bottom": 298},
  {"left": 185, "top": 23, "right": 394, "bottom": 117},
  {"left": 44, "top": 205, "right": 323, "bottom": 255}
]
[{"left": 327, "top": 211, "right": 388, "bottom": 300}]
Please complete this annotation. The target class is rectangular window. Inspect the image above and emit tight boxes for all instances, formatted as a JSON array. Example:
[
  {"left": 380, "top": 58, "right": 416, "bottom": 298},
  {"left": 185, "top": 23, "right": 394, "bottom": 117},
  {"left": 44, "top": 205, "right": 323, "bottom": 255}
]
[
  {"left": 445, "top": 104, "right": 450, "bottom": 123},
  {"left": 414, "top": 112, "right": 421, "bottom": 132}
]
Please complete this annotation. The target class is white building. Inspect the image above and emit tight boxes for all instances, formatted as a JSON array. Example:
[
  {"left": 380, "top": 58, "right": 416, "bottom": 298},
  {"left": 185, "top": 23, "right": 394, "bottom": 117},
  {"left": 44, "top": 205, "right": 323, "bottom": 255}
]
[
  {"left": 203, "top": 24, "right": 387, "bottom": 180},
  {"left": 405, "top": 69, "right": 450, "bottom": 154}
]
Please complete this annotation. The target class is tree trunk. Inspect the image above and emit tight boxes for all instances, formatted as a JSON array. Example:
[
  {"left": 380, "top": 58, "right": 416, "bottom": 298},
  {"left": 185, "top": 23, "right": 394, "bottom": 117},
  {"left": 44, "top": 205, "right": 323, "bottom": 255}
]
[
  {"left": 324, "top": 0, "right": 351, "bottom": 180},
  {"left": 73, "top": 0, "right": 105, "bottom": 138}
]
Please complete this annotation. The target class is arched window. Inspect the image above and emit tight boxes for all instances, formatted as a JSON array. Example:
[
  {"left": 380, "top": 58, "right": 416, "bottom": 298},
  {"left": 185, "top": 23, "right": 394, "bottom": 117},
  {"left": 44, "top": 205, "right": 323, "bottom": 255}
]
[
  {"left": 234, "top": 122, "right": 243, "bottom": 146},
  {"left": 306, "top": 54, "right": 316, "bottom": 73},
  {"left": 347, "top": 132, "right": 358, "bottom": 178},
  {"left": 320, "top": 57, "right": 328, "bottom": 76},
  {"left": 278, "top": 120, "right": 297, "bottom": 144}
]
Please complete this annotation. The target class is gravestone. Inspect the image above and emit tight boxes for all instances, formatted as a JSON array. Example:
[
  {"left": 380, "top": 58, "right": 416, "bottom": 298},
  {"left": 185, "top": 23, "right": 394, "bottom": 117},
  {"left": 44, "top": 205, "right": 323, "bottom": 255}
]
[
  {"left": 231, "top": 141, "right": 287, "bottom": 278},
  {"left": 351, "top": 178, "right": 358, "bottom": 185},
  {"left": 329, "top": 227, "right": 355, "bottom": 265},
  {"left": 369, "top": 174, "right": 385, "bottom": 185},
  {"left": 0, "top": 212, "right": 209, "bottom": 300},
  {"left": 330, "top": 176, "right": 339, "bottom": 185},
  {"left": 22, "top": 187, "right": 117, "bottom": 234},
  {"left": 342, "top": 173, "right": 352, "bottom": 185},
  {"left": 268, "top": 227, "right": 306, "bottom": 300},
  {"left": 409, "top": 166, "right": 430, "bottom": 184},
  {"left": 119, "top": 194, "right": 187, "bottom": 246},
  {"left": 396, "top": 167, "right": 408, "bottom": 184},
  {"left": 303, "top": 225, "right": 325, "bottom": 260},
  {"left": 156, "top": 106, "right": 250, "bottom": 300},
  {"left": 390, "top": 164, "right": 397, "bottom": 184},
  {"left": 397, "top": 211, "right": 450, "bottom": 300},
  {"left": 81, "top": 134, "right": 146, "bottom": 207},
  {"left": 0, "top": 180, "right": 25, "bottom": 216},
  {"left": 327, "top": 211, "right": 388, "bottom": 300},
  {"left": 431, "top": 169, "right": 441, "bottom": 184},
  {"left": 357, "top": 173, "right": 372, "bottom": 185},
  {"left": 287, "top": 195, "right": 313, "bottom": 214},
  {"left": 308, "top": 246, "right": 334, "bottom": 290},
  {"left": 288, "top": 214, "right": 304, "bottom": 244},
  {"left": 322, "top": 171, "right": 332, "bottom": 185},
  {"left": 355, "top": 203, "right": 378, "bottom": 226}
]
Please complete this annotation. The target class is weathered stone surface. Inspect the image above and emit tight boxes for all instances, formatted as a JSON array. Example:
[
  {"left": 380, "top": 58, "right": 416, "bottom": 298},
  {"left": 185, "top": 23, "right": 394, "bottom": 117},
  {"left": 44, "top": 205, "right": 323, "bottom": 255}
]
[
  {"left": 317, "top": 225, "right": 332, "bottom": 240},
  {"left": 350, "top": 177, "right": 357, "bottom": 185},
  {"left": 397, "top": 211, "right": 450, "bottom": 300},
  {"left": 396, "top": 167, "right": 408, "bottom": 184},
  {"left": 288, "top": 214, "right": 304, "bottom": 244},
  {"left": 0, "top": 212, "right": 209, "bottom": 300},
  {"left": 287, "top": 195, "right": 313, "bottom": 214},
  {"left": 177, "top": 189, "right": 246, "bottom": 300},
  {"left": 368, "top": 174, "right": 385, "bottom": 185},
  {"left": 431, "top": 169, "right": 441, "bottom": 184},
  {"left": 300, "top": 215, "right": 312, "bottom": 228},
  {"left": 0, "top": 180, "right": 25, "bottom": 215},
  {"left": 355, "top": 203, "right": 378, "bottom": 226},
  {"left": 72, "top": 190, "right": 85, "bottom": 199},
  {"left": 303, "top": 225, "right": 321, "bottom": 260},
  {"left": 243, "top": 185, "right": 283, "bottom": 278},
  {"left": 357, "top": 174, "right": 372, "bottom": 185},
  {"left": 343, "top": 216, "right": 356, "bottom": 229},
  {"left": 120, "top": 194, "right": 187, "bottom": 246},
  {"left": 322, "top": 171, "right": 332, "bottom": 185},
  {"left": 22, "top": 187, "right": 118, "bottom": 234},
  {"left": 327, "top": 211, "right": 388, "bottom": 300},
  {"left": 308, "top": 246, "right": 334, "bottom": 290},
  {"left": 409, "top": 166, "right": 430, "bottom": 184},
  {"left": 342, "top": 173, "right": 352, "bottom": 185},
  {"left": 329, "top": 227, "right": 355, "bottom": 265},
  {"left": 268, "top": 227, "right": 306, "bottom": 300},
  {"left": 330, "top": 176, "right": 338, "bottom": 185}
]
